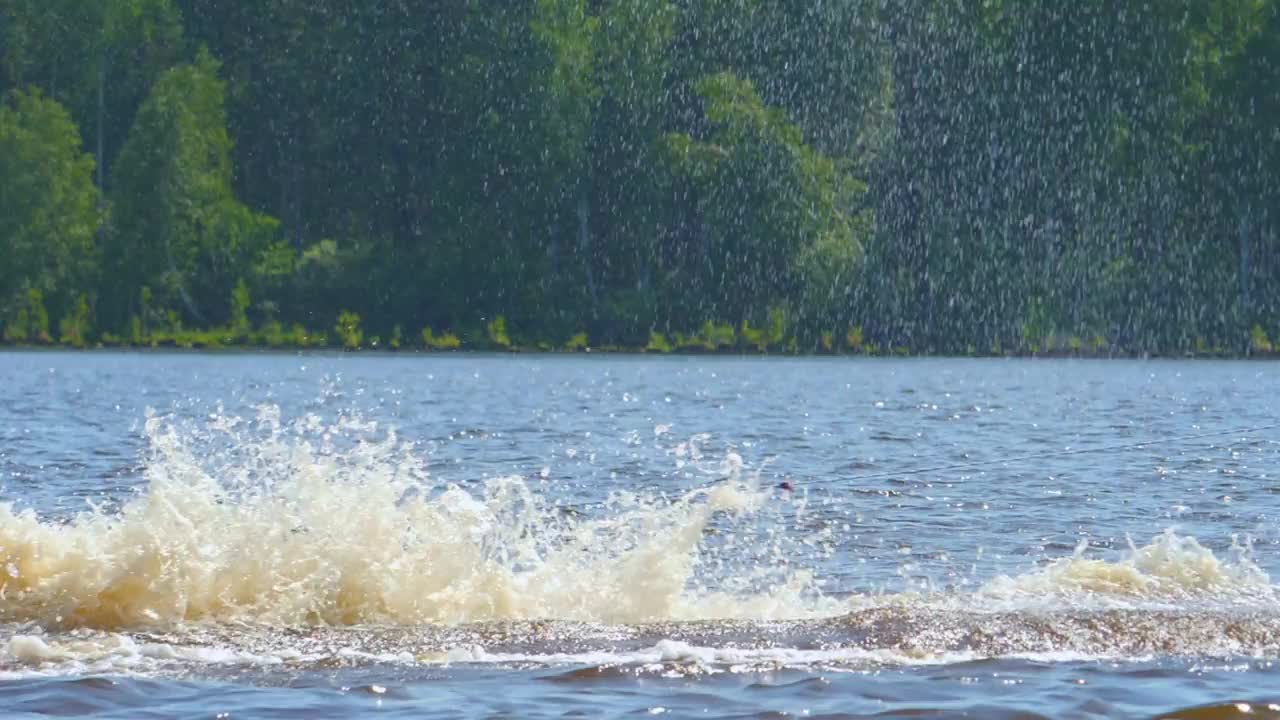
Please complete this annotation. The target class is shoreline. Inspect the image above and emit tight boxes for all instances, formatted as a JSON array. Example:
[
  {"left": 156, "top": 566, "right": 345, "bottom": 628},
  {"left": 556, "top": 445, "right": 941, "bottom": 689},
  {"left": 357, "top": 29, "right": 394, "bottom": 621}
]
[{"left": 1, "top": 341, "right": 1275, "bottom": 360}]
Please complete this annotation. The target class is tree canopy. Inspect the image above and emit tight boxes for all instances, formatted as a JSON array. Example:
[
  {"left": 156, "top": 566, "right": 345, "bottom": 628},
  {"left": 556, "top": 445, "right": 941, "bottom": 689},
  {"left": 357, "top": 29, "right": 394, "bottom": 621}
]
[{"left": 1, "top": 0, "right": 1277, "bottom": 353}]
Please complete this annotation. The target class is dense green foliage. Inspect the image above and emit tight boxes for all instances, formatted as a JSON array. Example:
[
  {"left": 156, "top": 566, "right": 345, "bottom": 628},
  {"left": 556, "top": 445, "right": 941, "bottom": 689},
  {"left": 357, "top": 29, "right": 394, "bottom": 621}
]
[
  {"left": 1, "top": 1, "right": 1277, "bottom": 353},
  {"left": 0, "top": 89, "right": 100, "bottom": 342}
]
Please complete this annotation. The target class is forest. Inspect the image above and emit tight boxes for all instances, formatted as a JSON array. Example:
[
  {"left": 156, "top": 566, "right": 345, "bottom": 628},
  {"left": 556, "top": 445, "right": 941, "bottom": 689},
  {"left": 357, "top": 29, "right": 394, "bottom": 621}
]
[{"left": 2, "top": 1, "right": 1278, "bottom": 354}]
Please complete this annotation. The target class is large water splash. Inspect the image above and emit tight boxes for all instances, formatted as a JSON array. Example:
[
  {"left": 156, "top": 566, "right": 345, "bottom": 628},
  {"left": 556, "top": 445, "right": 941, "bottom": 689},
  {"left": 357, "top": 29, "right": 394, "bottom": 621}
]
[
  {"left": 0, "top": 409, "right": 824, "bottom": 629},
  {"left": 0, "top": 408, "right": 1273, "bottom": 634}
]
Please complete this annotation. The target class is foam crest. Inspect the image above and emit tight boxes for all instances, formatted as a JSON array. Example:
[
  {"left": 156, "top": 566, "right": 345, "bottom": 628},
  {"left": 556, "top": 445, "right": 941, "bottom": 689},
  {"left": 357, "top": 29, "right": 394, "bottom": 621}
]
[
  {"left": 0, "top": 410, "right": 815, "bottom": 630},
  {"left": 980, "top": 531, "right": 1276, "bottom": 606},
  {"left": 424, "top": 639, "right": 981, "bottom": 670},
  {"left": 6, "top": 633, "right": 276, "bottom": 668}
]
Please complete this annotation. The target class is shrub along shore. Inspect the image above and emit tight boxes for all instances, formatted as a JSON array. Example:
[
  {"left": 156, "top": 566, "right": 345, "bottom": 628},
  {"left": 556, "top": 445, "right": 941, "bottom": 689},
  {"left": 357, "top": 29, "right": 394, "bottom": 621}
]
[{"left": 4, "top": 302, "right": 1277, "bottom": 359}]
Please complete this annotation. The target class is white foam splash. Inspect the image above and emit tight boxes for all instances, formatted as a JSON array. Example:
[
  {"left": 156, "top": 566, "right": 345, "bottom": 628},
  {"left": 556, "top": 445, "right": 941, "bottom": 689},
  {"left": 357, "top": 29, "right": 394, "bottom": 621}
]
[{"left": 0, "top": 410, "right": 820, "bottom": 629}]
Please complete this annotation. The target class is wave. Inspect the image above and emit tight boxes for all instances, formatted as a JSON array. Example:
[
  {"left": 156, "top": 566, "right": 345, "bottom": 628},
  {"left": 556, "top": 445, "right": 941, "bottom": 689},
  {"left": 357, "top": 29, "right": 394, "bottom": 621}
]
[
  {"left": 7, "top": 604, "right": 1280, "bottom": 679},
  {"left": 0, "top": 409, "right": 1274, "bottom": 633}
]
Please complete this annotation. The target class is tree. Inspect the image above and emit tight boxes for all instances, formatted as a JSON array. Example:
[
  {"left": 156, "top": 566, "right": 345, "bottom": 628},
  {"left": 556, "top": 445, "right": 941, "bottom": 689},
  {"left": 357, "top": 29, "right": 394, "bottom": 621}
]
[
  {"left": 1, "top": 0, "right": 183, "bottom": 190},
  {"left": 662, "top": 73, "right": 866, "bottom": 327},
  {"left": 427, "top": 0, "right": 600, "bottom": 333},
  {"left": 0, "top": 89, "right": 101, "bottom": 336},
  {"left": 582, "top": 0, "right": 678, "bottom": 341},
  {"left": 104, "top": 49, "right": 278, "bottom": 331}
]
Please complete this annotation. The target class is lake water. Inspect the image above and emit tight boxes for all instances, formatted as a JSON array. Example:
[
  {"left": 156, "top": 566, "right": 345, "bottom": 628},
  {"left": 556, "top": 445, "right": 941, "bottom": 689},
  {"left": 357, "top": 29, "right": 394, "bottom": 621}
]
[{"left": 0, "top": 351, "right": 1277, "bottom": 718}]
